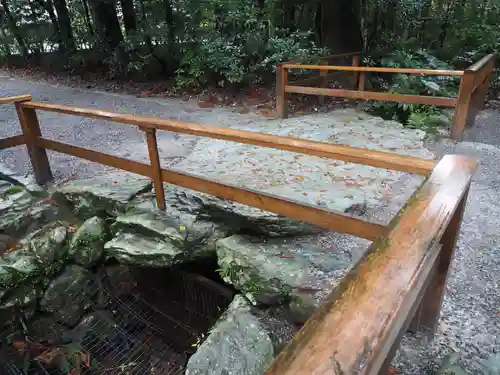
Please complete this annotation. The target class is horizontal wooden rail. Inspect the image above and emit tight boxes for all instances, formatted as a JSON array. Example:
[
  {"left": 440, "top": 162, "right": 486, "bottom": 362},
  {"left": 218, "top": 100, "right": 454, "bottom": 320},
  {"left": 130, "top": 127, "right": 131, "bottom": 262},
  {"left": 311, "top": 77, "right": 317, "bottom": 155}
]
[
  {"left": 266, "top": 155, "right": 476, "bottom": 374},
  {"left": 0, "top": 95, "right": 32, "bottom": 103},
  {"left": 20, "top": 101, "right": 436, "bottom": 175},
  {"left": 286, "top": 85, "right": 458, "bottom": 108},
  {"left": 282, "top": 64, "right": 465, "bottom": 76},
  {"left": 37, "top": 138, "right": 386, "bottom": 241},
  {"left": 0, "top": 135, "right": 25, "bottom": 150}
]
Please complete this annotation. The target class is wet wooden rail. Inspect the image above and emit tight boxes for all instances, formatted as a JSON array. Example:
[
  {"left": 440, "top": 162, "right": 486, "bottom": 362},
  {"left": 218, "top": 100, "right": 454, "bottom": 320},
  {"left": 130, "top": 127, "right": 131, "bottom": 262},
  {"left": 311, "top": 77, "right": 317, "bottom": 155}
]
[
  {"left": 277, "top": 52, "right": 495, "bottom": 140},
  {"left": 0, "top": 96, "right": 475, "bottom": 374}
]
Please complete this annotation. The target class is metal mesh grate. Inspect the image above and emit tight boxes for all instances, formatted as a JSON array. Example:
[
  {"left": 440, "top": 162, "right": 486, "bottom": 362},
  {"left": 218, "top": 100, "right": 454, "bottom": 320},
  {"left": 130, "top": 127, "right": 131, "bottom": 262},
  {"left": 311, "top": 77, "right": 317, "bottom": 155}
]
[{"left": 1, "top": 263, "right": 233, "bottom": 375}]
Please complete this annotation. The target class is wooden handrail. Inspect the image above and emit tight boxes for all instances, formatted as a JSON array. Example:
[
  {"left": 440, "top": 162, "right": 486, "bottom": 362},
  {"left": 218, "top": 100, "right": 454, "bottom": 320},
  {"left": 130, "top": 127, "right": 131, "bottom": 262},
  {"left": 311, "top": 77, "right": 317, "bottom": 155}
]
[
  {"left": 467, "top": 53, "right": 495, "bottom": 72},
  {"left": 266, "top": 155, "right": 476, "bottom": 375},
  {"left": 0, "top": 95, "right": 32, "bottom": 103},
  {"left": 286, "top": 85, "right": 458, "bottom": 108},
  {"left": 38, "top": 137, "right": 386, "bottom": 240},
  {"left": 20, "top": 101, "right": 436, "bottom": 175},
  {"left": 282, "top": 64, "right": 465, "bottom": 76}
]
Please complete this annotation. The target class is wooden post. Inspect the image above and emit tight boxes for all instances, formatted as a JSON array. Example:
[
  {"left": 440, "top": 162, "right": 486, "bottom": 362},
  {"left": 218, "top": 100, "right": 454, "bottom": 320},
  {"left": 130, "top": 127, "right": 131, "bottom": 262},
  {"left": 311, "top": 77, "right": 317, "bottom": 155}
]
[
  {"left": 409, "top": 189, "right": 469, "bottom": 336},
  {"left": 451, "top": 71, "right": 475, "bottom": 140},
  {"left": 144, "top": 128, "right": 166, "bottom": 211},
  {"left": 15, "top": 103, "right": 52, "bottom": 185},
  {"left": 352, "top": 55, "right": 361, "bottom": 89},
  {"left": 276, "top": 63, "right": 288, "bottom": 118},
  {"left": 318, "top": 59, "right": 329, "bottom": 106},
  {"left": 468, "top": 75, "right": 490, "bottom": 127}
]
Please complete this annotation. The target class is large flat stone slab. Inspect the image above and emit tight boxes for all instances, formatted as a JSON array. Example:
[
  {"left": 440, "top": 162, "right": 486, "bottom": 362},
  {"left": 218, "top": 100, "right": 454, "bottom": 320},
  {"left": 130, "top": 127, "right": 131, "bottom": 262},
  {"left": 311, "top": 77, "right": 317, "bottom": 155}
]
[{"left": 172, "top": 109, "right": 434, "bottom": 221}]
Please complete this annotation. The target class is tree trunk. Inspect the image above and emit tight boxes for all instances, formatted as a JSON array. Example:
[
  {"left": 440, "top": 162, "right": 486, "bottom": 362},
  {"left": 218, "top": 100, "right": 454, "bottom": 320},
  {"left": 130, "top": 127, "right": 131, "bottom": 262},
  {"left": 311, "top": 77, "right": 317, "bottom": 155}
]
[
  {"left": 81, "top": 0, "right": 94, "bottom": 37},
  {"left": 33, "top": 0, "right": 61, "bottom": 48},
  {"left": 88, "top": 0, "right": 124, "bottom": 51},
  {"left": 53, "top": 0, "right": 76, "bottom": 52},
  {"left": 163, "top": 0, "right": 175, "bottom": 47},
  {"left": 138, "top": 0, "right": 152, "bottom": 52},
  {"left": 321, "top": 0, "right": 362, "bottom": 53},
  {"left": 120, "top": 0, "right": 137, "bottom": 36},
  {"left": 0, "top": 0, "right": 29, "bottom": 57}
]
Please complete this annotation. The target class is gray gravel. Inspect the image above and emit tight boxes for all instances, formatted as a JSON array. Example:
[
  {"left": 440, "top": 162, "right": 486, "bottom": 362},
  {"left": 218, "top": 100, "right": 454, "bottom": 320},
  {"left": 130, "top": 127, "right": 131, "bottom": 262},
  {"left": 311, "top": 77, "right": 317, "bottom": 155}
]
[
  {"left": 2, "top": 76, "right": 500, "bottom": 373},
  {"left": 0, "top": 75, "right": 264, "bottom": 180}
]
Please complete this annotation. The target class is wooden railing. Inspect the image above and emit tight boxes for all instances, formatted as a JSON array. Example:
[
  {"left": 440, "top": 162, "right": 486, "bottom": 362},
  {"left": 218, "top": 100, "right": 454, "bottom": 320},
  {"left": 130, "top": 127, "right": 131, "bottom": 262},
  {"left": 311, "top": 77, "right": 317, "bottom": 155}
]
[
  {"left": 277, "top": 52, "right": 495, "bottom": 140},
  {"left": 0, "top": 95, "right": 476, "bottom": 374}
]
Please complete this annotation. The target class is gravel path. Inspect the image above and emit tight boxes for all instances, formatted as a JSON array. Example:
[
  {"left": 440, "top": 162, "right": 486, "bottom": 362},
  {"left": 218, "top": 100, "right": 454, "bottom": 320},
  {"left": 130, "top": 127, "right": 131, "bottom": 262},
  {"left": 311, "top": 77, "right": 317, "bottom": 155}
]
[
  {"left": 0, "top": 75, "right": 265, "bottom": 180},
  {"left": 392, "top": 123, "right": 500, "bottom": 373},
  {"left": 1, "top": 76, "right": 500, "bottom": 373}
]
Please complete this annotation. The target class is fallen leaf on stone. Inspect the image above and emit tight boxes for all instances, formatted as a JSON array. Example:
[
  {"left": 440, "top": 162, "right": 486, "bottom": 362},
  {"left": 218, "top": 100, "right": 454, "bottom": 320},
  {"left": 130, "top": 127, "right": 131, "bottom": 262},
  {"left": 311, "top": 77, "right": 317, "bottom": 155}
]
[
  {"left": 36, "top": 347, "right": 62, "bottom": 366},
  {"left": 387, "top": 368, "right": 401, "bottom": 375},
  {"left": 12, "top": 339, "right": 28, "bottom": 354},
  {"left": 295, "top": 176, "right": 305, "bottom": 181}
]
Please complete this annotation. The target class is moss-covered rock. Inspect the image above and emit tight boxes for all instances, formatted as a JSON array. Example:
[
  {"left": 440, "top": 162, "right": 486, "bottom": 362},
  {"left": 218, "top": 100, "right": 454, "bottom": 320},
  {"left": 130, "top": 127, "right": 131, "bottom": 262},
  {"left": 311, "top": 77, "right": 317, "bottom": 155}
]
[
  {"left": 55, "top": 173, "right": 152, "bottom": 219},
  {"left": 185, "top": 295, "right": 275, "bottom": 375},
  {"left": 40, "top": 265, "right": 97, "bottom": 327},
  {"left": 69, "top": 217, "right": 108, "bottom": 267},
  {"left": 216, "top": 235, "right": 353, "bottom": 322}
]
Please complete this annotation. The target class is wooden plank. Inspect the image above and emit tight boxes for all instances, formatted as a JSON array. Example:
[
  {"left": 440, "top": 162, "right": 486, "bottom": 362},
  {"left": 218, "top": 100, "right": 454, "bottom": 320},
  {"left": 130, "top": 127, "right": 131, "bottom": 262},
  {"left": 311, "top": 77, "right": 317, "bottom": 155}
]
[
  {"left": 22, "top": 101, "right": 436, "bottom": 175},
  {"left": 451, "top": 71, "right": 475, "bottom": 140},
  {"left": 377, "top": 244, "right": 442, "bottom": 375},
  {"left": 285, "top": 85, "right": 458, "bottom": 108},
  {"left": 471, "top": 57, "right": 494, "bottom": 92},
  {"left": 266, "top": 155, "right": 477, "bottom": 375},
  {"left": 37, "top": 137, "right": 386, "bottom": 240},
  {"left": 409, "top": 191, "right": 469, "bottom": 336},
  {"left": 276, "top": 64, "right": 288, "bottom": 118},
  {"left": 38, "top": 138, "right": 153, "bottom": 177},
  {"left": 282, "top": 64, "right": 465, "bottom": 76},
  {"left": 0, "top": 95, "right": 32, "bottom": 103},
  {"left": 467, "top": 53, "right": 495, "bottom": 72},
  {"left": 0, "top": 135, "right": 25, "bottom": 150},
  {"left": 159, "top": 169, "right": 387, "bottom": 241},
  {"left": 14, "top": 104, "right": 52, "bottom": 185},
  {"left": 144, "top": 129, "right": 166, "bottom": 210}
]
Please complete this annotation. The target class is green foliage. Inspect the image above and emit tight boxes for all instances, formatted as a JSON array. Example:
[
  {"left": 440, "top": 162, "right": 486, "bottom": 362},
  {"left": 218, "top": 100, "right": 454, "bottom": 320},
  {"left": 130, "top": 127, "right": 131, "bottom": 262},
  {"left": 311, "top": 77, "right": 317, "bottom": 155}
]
[
  {"left": 365, "top": 49, "right": 458, "bottom": 131},
  {"left": 175, "top": 0, "right": 327, "bottom": 88}
]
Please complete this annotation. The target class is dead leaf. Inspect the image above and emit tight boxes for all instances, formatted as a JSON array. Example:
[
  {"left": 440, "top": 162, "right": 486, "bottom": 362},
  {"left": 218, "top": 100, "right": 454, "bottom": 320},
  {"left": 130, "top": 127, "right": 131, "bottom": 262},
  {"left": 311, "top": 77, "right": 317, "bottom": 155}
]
[
  {"left": 387, "top": 368, "right": 401, "bottom": 374},
  {"left": 12, "top": 339, "right": 28, "bottom": 354},
  {"left": 198, "top": 101, "right": 215, "bottom": 109},
  {"left": 36, "top": 347, "right": 63, "bottom": 366},
  {"left": 79, "top": 351, "right": 91, "bottom": 368},
  {"left": 68, "top": 225, "right": 77, "bottom": 233}
]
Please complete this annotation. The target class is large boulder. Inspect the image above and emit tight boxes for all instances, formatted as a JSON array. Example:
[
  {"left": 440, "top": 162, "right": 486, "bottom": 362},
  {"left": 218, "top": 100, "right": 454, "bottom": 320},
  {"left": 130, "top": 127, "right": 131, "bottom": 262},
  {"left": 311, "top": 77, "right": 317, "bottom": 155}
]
[
  {"left": 20, "top": 224, "right": 69, "bottom": 264},
  {"left": 0, "top": 188, "right": 58, "bottom": 237},
  {"left": 40, "top": 265, "right": 97, "bottom": 327},
  {"left": 55, "top": 172, "right": 152, "bottom": 219},
  {"left": 69, "top": 216, "right": 108, "bottom": 267},
  {"left": 216, "top": 235, "right": 354, "bottom": 322},
  {"left": 105, "top": 231, "right": 197, "bottom": 267},
  {"left": 185, "top": 295, "right": 276, "bottom": 375}
]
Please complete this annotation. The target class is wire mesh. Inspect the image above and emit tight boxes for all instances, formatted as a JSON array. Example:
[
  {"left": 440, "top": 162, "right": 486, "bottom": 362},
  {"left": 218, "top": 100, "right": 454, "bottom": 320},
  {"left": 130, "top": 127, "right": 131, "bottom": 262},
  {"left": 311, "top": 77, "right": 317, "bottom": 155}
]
[{"left": 0, "top": 263, "right": 234, "bottom": 375}]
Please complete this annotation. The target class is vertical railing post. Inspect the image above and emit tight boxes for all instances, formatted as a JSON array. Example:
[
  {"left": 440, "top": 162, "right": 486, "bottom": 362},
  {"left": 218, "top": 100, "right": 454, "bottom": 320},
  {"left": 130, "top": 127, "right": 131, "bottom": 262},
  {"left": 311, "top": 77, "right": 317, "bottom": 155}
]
[
  {"left": 409, "top": 189, "right": 470, "bottom": 337},
  {"left": 276, "top": 63, "right": 288, "bottom": 118},
  {"left": 15, "top": 102, "right": 52, "bottom": 185},
  {"left": 318, "top": 59, "right": 329, "bottom": 106},
  {"left": 352, "top": 55, "right": 361, "bottom": 90},
  {"left": 451, "top": 71, "right": 475, "bottom": 140},
  {"left": 143, "top": 128, "right": 166, "bottom": 211}
]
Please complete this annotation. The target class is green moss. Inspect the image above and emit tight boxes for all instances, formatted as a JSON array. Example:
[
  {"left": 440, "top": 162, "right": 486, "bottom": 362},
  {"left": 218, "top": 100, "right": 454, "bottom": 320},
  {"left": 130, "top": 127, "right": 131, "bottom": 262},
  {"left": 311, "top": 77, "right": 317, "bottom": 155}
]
[{"left": 3, "top": 186, "right": 25, "bottom": 196}]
